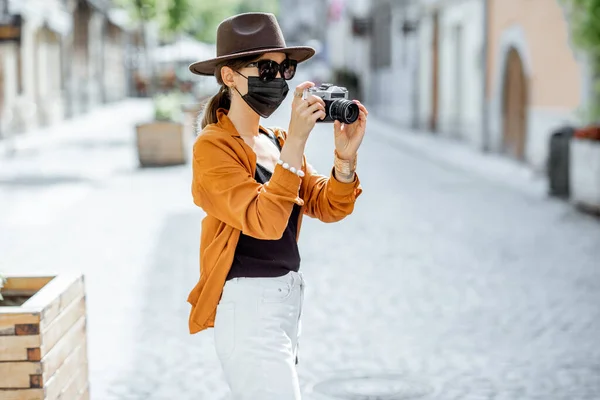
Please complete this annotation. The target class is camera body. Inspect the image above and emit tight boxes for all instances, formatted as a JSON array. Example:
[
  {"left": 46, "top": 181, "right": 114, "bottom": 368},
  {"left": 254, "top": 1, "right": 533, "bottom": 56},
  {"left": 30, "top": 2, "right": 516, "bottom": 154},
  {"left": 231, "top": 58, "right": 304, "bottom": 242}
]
[{"left": 304, "top": 84, "right": 359, "bottom": 124}]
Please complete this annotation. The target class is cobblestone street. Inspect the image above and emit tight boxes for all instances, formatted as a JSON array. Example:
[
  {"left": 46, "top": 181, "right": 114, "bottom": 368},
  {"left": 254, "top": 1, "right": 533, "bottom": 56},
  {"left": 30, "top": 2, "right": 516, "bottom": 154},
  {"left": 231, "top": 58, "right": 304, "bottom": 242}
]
[{"left": 1, "top": 98, "right": 600, "bottom": 399}]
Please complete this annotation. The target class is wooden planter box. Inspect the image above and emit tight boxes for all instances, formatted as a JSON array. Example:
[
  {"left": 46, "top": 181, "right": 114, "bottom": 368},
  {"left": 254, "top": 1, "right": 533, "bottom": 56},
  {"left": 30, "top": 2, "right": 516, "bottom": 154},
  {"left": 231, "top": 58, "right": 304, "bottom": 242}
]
[
  {"left": 0, "top": 273, "right": 89, "bottom": 400},
  {"left": 570, "top": 138, "right": 600, "bottom": 213},
  {"left": 135, "top": 121, "right": 187, "bottom": 167}
]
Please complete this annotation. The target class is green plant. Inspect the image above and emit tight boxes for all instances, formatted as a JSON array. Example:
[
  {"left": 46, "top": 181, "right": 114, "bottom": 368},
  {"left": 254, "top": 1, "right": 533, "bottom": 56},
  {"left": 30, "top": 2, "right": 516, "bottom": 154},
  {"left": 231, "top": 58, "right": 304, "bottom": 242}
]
[
  {"left": 116, "top": 0, "right": 279, "bottom": 43},
  {"left": 114, "top": 0, "right": 190, "bottom": 37},
  {"left": 153, "top": 92, "right": 185, "bottom": 122},
  {"left": 561, "top": 0, "right": 600, "bottom": 121},
  {"left": 183, "top": 0, "right": 279, "bottom": 43},
  {"left": 0, "top": 273, "right": 6, "bottom": 302}
]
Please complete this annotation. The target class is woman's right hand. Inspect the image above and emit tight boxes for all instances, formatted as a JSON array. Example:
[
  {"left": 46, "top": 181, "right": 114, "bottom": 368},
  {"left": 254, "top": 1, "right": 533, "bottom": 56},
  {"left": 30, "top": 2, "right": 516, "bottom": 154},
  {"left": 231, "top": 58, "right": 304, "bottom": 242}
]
[{"left": 287, "top": 82, "right": 326, "bottom": 143}]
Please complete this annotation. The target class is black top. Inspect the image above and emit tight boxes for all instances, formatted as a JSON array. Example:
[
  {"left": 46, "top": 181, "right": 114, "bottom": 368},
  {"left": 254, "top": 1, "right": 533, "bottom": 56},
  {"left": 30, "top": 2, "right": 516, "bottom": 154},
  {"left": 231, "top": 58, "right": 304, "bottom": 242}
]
[{"left": 226, "top": 130, "right": 302, "bottom": 280}]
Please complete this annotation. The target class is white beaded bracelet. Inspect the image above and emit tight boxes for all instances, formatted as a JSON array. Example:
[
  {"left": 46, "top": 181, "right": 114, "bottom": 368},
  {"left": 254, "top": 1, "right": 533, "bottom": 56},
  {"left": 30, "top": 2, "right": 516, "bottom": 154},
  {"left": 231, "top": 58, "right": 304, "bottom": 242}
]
[{"left": 277, "top": 159, "right": 305, "bottom": 177}]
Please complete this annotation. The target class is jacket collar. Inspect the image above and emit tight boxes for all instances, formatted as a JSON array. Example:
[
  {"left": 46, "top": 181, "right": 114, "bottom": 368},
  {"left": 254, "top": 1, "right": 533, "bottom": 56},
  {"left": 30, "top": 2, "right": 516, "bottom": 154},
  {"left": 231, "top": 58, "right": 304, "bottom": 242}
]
[{"left": 216, "top": 108, "right": 238, "bottom": 136}]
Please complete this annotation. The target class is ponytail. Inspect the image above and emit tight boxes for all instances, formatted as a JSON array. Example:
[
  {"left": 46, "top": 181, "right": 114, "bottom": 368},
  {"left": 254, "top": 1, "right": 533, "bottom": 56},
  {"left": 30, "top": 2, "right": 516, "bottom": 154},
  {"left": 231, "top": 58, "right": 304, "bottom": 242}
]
[{"left": 199, "top": 85, "right": 231, "bottom": 130}]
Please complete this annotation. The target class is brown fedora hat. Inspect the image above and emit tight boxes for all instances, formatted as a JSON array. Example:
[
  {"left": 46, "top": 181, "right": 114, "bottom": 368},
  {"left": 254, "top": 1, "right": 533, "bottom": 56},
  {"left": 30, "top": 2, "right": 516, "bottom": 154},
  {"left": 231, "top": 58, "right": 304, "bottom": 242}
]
[{"left": 189, "top": 12, "right": 316, "bottom": 76}]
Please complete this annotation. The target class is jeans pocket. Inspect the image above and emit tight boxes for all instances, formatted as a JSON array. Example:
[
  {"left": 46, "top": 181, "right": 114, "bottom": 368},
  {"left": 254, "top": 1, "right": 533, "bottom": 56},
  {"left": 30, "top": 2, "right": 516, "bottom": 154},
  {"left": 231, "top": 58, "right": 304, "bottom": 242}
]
[
  {"left": 261, "top": 279, "right": 293, "bottom": 303},
  {"left": 214, "top": 302, "right": 235, "bottom": 360}
]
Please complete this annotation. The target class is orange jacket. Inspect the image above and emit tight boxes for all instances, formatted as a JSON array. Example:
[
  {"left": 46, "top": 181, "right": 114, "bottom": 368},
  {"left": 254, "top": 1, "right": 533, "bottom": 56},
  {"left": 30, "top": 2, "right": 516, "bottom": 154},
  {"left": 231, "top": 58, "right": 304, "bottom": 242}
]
[{"left": 187, "top": 109, "right": 362, "bottom": 334}]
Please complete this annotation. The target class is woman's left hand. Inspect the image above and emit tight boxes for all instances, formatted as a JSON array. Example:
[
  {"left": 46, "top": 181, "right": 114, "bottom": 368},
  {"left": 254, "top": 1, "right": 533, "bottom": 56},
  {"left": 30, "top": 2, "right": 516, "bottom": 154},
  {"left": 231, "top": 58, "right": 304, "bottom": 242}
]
[{"left": 334, "top": 101, "right": 368, "bottom": 160}]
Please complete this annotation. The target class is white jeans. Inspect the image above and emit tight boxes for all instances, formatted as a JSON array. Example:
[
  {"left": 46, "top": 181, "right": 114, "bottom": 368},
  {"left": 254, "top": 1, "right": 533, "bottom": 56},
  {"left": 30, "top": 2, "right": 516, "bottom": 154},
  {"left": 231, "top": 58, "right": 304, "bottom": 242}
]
[{"left": 214, "top": 271, "right": 305, "bottom": 400}]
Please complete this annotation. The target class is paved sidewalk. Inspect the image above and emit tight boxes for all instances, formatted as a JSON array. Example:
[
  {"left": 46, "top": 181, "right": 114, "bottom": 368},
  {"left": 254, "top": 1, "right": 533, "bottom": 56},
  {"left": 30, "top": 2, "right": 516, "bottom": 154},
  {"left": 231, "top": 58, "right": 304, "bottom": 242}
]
[
  {"left": 0, "top": 98, "right": 153, "bottom": 157},
  {"left": 0, "top": 98, "right": 154, "bottom": 228},
  {"left": 367, "top": 116, "right": 549, "bottom": 199}
]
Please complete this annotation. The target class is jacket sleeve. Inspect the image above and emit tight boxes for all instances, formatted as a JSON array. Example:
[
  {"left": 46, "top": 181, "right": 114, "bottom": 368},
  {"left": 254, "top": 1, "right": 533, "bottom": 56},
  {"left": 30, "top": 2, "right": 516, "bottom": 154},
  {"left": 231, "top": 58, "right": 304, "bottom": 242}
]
[
  {"left": 192, "top": 136, "right": 304, "bottom": 240},
  {"left": 301, "top": 159, "right": 363, "bottom": 223}
]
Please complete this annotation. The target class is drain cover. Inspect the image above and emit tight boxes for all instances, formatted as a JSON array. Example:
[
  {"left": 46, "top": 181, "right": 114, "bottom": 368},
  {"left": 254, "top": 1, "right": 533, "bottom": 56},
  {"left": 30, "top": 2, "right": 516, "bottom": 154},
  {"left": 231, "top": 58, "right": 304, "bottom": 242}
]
[{"left": 312, "top": 373, "right": 433, "bottom": 400}]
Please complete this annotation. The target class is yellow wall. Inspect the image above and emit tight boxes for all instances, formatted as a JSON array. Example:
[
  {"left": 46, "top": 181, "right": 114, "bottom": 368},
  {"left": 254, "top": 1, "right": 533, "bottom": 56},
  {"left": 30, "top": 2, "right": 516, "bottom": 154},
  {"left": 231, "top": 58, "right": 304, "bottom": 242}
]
[{"left": 488, "top": 0, "right": 582, "bottom": 109}]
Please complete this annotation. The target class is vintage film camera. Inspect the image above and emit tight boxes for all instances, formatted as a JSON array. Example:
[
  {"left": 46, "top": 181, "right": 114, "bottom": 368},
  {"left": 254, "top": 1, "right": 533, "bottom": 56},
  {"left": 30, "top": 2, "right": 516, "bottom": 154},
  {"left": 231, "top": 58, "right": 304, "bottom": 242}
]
[{"left": 303, "top": 84, "right": 359, "bottom": 124}]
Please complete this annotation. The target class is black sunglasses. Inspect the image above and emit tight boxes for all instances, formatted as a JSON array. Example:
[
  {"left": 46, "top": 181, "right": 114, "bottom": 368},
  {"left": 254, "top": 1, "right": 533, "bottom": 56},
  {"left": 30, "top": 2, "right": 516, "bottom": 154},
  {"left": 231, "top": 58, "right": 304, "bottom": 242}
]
[{"left": 245, "top": 59, "right": 298, "bottom": 82}]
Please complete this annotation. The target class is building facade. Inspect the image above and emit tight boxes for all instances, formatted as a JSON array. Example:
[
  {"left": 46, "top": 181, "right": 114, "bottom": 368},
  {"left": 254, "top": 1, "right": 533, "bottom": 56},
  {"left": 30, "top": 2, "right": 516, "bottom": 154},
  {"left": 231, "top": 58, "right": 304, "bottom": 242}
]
[
  {"left": 0, "top": 0, "right": 71, "bottom": 136},
  {"left": 0, "top": 0, "right": 132, "bottom": 140},
  {"left": 486, "top": 0, "right": 587, "bottom": 170},
  {"left": 417, "top": 0, "right": 589, "bottom": 172},
  {"left": 281, "top": 0, "right": 412, "bottom": 120},
  {"left": 64, "top": 0, "right": 131, "bottom": 117},
  {"left": 321, "top": 0, "right": 372, "bottom": 105},
  {"left": 278, "top": 0, "right": 328, "bottom": 46},
  {"left": 419, "top": 0, "right": 485, "bottom": 145},
  {"left": 290, "top": 0, "right": 591, "bottom": 174},
  {"left": 368, "top": 0, "right": 420, "bottom": 128}
]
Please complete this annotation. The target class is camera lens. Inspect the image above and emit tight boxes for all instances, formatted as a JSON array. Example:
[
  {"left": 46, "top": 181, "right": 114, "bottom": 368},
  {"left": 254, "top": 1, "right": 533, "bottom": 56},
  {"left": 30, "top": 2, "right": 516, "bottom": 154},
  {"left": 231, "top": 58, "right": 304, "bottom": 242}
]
[{"left": 329, "top": 99, "right": 359, "bottom": 124}]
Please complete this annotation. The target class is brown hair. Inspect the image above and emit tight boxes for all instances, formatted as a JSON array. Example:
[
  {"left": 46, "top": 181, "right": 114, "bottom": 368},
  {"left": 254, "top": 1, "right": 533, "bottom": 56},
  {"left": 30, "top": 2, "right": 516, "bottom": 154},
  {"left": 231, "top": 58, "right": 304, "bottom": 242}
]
[{"left": 199, "top": 55, "right": 261, "bottom": 130}]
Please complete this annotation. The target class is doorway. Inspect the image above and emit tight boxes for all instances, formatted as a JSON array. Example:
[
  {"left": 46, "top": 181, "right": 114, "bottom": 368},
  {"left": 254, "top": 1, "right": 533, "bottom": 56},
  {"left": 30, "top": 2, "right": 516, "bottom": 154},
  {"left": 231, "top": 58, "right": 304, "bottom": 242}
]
[{"left": 502, "top": 48, "right": 528, "bottom": 160}]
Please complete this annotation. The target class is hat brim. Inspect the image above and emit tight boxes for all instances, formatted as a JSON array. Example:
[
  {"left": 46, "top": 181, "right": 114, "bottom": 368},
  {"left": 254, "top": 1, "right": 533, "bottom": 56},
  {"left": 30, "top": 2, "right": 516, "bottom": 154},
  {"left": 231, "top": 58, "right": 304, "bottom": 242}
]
[{"left": 189, "top": 46, "right": 316, "bottom": 76}]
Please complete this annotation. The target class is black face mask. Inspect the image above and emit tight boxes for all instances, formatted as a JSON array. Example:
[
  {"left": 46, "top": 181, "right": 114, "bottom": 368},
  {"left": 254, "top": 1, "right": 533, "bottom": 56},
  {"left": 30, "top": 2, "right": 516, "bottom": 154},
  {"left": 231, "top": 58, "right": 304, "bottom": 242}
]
[{"left": 234, "top": 74, "right": 289, "bottom": 118}]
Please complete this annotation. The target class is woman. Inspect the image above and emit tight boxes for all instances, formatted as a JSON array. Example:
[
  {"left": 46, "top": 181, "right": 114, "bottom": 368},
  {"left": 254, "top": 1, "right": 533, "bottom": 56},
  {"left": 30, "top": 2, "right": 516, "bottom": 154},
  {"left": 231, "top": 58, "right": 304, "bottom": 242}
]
[{"left": 187, "top": 12, "right": 367, "bottom": 400}]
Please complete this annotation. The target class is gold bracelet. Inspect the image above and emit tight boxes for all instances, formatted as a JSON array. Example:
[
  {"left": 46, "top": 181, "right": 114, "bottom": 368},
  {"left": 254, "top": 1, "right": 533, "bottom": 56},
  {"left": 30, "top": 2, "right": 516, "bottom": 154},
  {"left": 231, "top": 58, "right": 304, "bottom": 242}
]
[{"left": 334, "top": 150, "right": 357, "bottom": 176}]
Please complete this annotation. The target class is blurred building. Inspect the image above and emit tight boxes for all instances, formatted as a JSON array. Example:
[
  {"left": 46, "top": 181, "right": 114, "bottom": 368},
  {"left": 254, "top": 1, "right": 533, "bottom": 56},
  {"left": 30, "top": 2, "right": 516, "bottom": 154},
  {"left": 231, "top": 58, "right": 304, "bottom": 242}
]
[
  {"left": 277, "top": 0, "right": 330, "bottom": 84},
  {"left": 368, "top": 0, "right": 420, "bottom": 128},
  {"left": 485, "top": 0, "right": 587, "bottom": 170},
  {"left": 0, "top": 0, "right": 134, "bottom": 139},
  {"left": 319, "top": 0, "right": 420, "bottom": 127},
  {"left": 278, "top": 0, "right": 328, "bottom": 46},
  {"left": 418, "top": 0, "right": 485, "bottom": 143},
  {"left": 0, "top": 0, "right": 71, "bottom": 135},
  {"left": 321, "top": 0, "right": 590, "bottom": 172},
  {"left": 419, "top": 0, "right": 589, "bottom": 171},
  {"left": 320, "top": 0, "right": 372, "bottom": 99}
]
